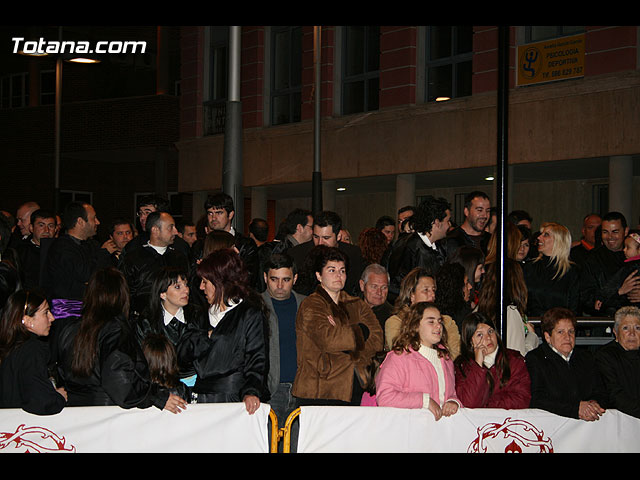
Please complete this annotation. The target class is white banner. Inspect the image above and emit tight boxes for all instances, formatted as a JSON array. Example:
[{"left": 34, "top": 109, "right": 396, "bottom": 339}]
[
  {"left": 297, "top": 406, "right": 640, "bottom": 453},
  {"left": 3, "top": 403, "right": 638, "bottom": 453},
  {"left": 0, "top": 403, "right": 270, "bottom": 453}
]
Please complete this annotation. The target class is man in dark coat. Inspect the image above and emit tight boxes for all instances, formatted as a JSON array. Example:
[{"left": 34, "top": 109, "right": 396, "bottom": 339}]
[
  {"left": 569, "top": 213, "right": 602, "bottom": 267},
  {"left": 194, "top": 193, "right": 259, "bottom": 289},
  {"left": 580, "top": 211, "right": 628, "bottom": 316},
  {"left": 288, "top": 210, "right": 365, "bottom": 297},
  {"left": 385, "top": 195, "right": 451, "bottom": 303},
  {"left": 123, "top": 194, "right": 192, "bottom": 261},
  {"left": 14, "top": 209, "right": 57, "bottom": 289},
  {"left": 358, "top": 263, "right": 393, "bottom": 332},
  {"left": 443, "top": 191, "right": 491, "bottom": 258},
  {"left": 118, "top": 211, "right": 190, "bottom": 315},
  {"left": 41, "top": 201, "right": 114, "bottom": 307}
]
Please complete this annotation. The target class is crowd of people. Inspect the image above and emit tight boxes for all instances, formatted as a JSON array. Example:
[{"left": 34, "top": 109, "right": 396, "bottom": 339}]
[{"left": 1, "top": 191, "right": 639, "bottom": 435}]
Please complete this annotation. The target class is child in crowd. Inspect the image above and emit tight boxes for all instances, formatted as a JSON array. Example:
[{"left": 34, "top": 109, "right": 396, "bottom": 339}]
[
  {"left": 595, "top": 231, "right": 640, "bottom": 312},
  {"left": 360, "top": 350, "right": 387, "bottom": 406},
  {"left": 142, "top": 333, "right": 192, "bottom": 403},
  {"left": 375, "top": 302, "right": 461, "bottom": 420}
]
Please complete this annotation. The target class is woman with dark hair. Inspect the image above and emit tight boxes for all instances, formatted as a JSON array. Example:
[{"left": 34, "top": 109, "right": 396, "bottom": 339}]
[
  {"left": 376, "top": 302, "right": 460, "bottom": 420},
  {"left": 516, "top": 225, "right": 535, "bottom": 263},
  {"left": 447, "top": 246, "right": 485, "bottom": 309},
  {"left": 454, "top": 312, "right": 531, "bottom": 409},
  {"left": 189, "top": 230, "right": 239, "bottom": 309},
  {"left": 525, "top": 307, "right": 606, "bottom": 421},
  {"left": 177, "top": 248, "right": 269, "bottom": 414},
  {"left": 52, "top": 267, "right": 186, "bottom": 413},
  {"left": 0, "top": 289, "right": 66, "bottom": 414},
  {"left": 477, "top": 259, "right": 539, "bottom": 356},
  {"left": 203, "top": 230, "right": 238, "bottom": 258},
  {"left": 358, "top": 227, "right": 388, "bottom": 266},
  {"left": 135, "top": 267, "right": 208, "bottom": 387},
  {"left": 384, "top": 267, "right": 461, "bottom": 359},
  {"left": 435, "top": 262, "right": 473, "bottom": 331},
  {"left": 142, "top": 333, "right": 191, "bottom": 403},
  {"left": 292, "top": 246, "right": 383, "bottom": 406}
]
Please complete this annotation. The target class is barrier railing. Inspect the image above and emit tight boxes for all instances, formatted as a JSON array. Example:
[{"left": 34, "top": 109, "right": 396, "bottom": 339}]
[
  {"left": 0, "top": 403, "right": 273, "bottom": 453},
  {"left": 3, "top": 403, "right": 638, "bottom": 453},
  {"left": 279, "top": 405, "right": 640, "bottom": 453}
]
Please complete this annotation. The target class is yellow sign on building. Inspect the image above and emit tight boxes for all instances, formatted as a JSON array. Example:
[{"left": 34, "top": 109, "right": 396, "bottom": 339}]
[{"left": 517, "top": 34, "right": 585, "bottom": 86}]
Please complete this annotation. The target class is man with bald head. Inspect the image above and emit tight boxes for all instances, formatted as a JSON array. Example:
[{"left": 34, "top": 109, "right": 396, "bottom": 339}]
[
  {"left": 8, "top": 201, "right": 40, "bottom": 248},
  {"left": 570, "top": 213, "right": 602, "bottom": 266},
  {"left": 118, "top": 211, "right": 190, "bottom": 314},
  {"left": 41, "top": 201, "right": 113, "bottom": 316}
]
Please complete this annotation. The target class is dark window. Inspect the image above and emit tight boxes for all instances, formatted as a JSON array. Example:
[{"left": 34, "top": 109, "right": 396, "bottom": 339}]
[
  {"left": 426, "top": 26, "right": 473, "bottom": 102},
  {"left": 526, "top": 26, "right": 585, "bottom": 43},
  {"left": 342, "top": 26, "right": 380, "bottom": 115},
  {"left": 204, "top": 26, "right": 229, "bottom": 135},
  {"left": 41, "top": 70, "right": 55, "bottom": 105},
  {"left": 271, "top": 26, "right": 302, "bottom": 126},
  {"left": 1, "top": 73, "right": 29, "bottom": 108}
]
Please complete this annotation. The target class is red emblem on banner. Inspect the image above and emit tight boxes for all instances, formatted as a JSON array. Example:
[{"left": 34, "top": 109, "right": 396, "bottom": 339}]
[
  {"left": 468, "top": 417, "right": 553, "bottom": 453},
  {"left": 1, "top": 424, "right": 76, "bottom": 453}
]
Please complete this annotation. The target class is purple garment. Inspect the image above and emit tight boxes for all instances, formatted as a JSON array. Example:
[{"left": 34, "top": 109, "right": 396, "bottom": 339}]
[{"left": 51, "top": 298, "right": 83, "bottom": 319}]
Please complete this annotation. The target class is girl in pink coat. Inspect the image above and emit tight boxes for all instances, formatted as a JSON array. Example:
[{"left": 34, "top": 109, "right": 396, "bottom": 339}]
[{"left": 375, "top": 302, "right": 461, "bottom": 420}]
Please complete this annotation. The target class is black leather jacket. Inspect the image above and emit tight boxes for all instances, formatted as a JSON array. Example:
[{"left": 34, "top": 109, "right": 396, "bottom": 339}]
[
  {"left": 51, "top": 314, "right": 169, "bottom": 410},
  {"left": 118, "top": 243, "right": 190, "bottom": 314},
  {"left": 133, "top": 303, "right": 208, "bottom": 379},
  {"left": 0, "top": 334, "right": 66, "bottom": 415},
  {"left": 579, "top": 246, "right": 626, "bottom": 316},
  {"left": 386, "top": 232, "right": 447, "bottom": 302},
  {"left": 177, "top": 299, "right": 269, "bottom": 403}
]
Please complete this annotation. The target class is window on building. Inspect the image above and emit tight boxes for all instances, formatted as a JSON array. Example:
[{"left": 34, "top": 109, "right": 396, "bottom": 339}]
[
  {"left": 60, "top": 190, "right": 93, "bottom": 207},
  {"left": 525, "top": 26, "right": 585, "bottom": 43},
  {"left": 1, "top": 72, "right": 29, "bottom": 108},
  {"left": 591, "top": 184, "right": 609, "bottom": 216},
  {"left": 271, "top": 26, "right": 302, "bottom": 126},
  {"left": 209, "top": 27, "right": 229, "bottom": 102},
  {"left": 204, "top": 26, "right": 229, "bottom": 135},
  {"left": 41, "top": 70, "right": 55, "bottom": 105},
  {"left": 133, "top": 192, "right": 183, "bottom": 221},
  {"left": 342, "top": 25, "right": 380, "bottom": 115},
  {"left": 425, "top": 26, "right": 473, "bottom": 102}
]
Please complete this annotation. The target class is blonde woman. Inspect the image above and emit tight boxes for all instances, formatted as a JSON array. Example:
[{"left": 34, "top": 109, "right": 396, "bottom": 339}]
[{"left": 522, "top": 222, "right": 580, "bottom": 316}]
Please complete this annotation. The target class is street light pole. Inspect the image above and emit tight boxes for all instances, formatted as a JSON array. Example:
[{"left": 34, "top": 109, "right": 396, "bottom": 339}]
[
  {"left": 496, "top": 26, "right": 510, "bottom": 340},
  {"left": 54, "top": 26, "right": 62, "bottom": 213},
  {"left": 311, "top": 26, "right": 322, "bottom": 214},
  {"left": 223, "top": 26, "right": 244, "bottom": 233}
]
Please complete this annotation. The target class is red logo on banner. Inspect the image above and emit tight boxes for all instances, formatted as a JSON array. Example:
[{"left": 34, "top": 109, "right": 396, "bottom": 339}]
[
  {"left": 1, "top": 424, "right": 76, "bottom": 453},
  {"left": 468, "top": 417, "right": 553, "bottom": 453}
]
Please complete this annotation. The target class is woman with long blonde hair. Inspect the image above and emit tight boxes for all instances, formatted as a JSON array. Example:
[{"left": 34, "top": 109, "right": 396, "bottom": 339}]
[{"left": 522, "top": 222, "right": 580, "bottom": 316}]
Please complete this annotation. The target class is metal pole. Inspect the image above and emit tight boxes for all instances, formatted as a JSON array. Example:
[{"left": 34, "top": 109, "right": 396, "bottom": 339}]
[
  {"left": 54, "top": 26, "right": 62, "bottom": 213},
  {"left": 223, "top": 26, "right": 244, "bottom": 233},
  {"left": 311, "top": 26, "right": 322, "bottom": 214},
  {"left": 496, "top": 26, "right": 510, "bottom": 340}
]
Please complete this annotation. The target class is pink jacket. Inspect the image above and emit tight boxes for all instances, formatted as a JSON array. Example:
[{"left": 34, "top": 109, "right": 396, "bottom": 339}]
[{"left": 375, "top": 348, "right": 461, "bottom": 409}]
